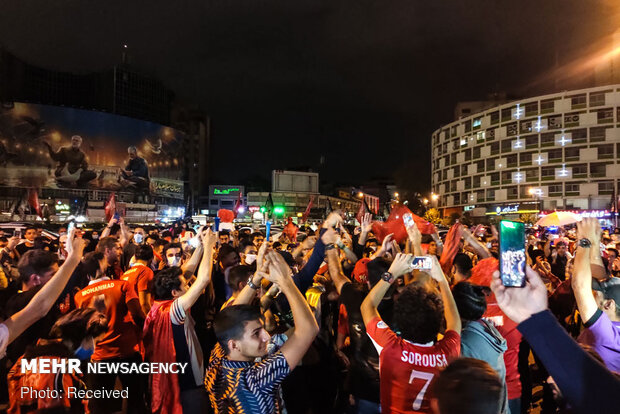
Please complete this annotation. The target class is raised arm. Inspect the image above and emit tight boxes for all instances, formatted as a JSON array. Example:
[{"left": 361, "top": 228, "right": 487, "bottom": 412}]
[
  {"left": 233, "top": 256, "right": 270, "bottom": 306},
  {"left": 361, "top": 253, "right": 412, "bottom": 325},
  {"left": 266, "top": 252, "right": 319, "bottom": 368},
  {"left": 462, "top": 227, "right": 491, "bottom": 259},
  {"left": 181, "top": 228, "right": 204, "bottom": 277},
  {"left": 572, "top": 218, "right": 600, "bottom": 323},
  {"left": 357, "top": 213, "right": 373, "bottom": 248},
  {"left": 101, "top": 216, "right": 118, "bottom": 239},
  {"left": 490, "top": 264, "right": 620, "bottom": 414},
  {"left": 4, "top": 229, "right": 85, "bottom": 343},
  {"left": 429, "top": 255, "right": 461, "bottom": 333},
  {"left": 177, "top": 229, "right": 216, "bottom": 312},
  {"left": 326, "top": 242, "right": 350, "bottom": 294},
  {"left": 431, "top": 230, "right": 444, "bottom": 256},
  {"left": 405, "top": 221, "right": 423, "bottom": 256}
]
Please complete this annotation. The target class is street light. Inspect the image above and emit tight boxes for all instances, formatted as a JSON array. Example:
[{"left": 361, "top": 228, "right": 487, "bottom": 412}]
[
  {"left": 423, "top": 198, "right": 429, "bottom": 205},
  {"left": 357, "top": 192, "right": 364, "bottom": 198},
  {"left": 431, "top": 193, "right": 439, "bottom": 201}
]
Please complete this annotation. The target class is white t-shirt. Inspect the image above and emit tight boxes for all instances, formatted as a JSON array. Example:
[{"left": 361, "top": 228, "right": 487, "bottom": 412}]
[
  {"left": 0, "top": 323, "right": 9, "bottom": 359},
  {"left": 170, "top": 299, "right": 204, "bottom": 387}
]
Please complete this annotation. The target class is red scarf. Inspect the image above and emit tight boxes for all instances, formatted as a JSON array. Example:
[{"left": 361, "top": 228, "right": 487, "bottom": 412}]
[{"left": 143, "top": 300, "right": 183, "bottom": 414}]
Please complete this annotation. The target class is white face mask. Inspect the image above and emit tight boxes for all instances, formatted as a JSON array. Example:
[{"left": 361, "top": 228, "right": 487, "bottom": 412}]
[
  {"left": 167, "top": 256, "right": 181, "bottom": 267},
  {"left": 244, "top": 254, "right": 257, "bottom": 265},
  {"left": 134, "top": 233, "right": 144, "bottom": 244}
]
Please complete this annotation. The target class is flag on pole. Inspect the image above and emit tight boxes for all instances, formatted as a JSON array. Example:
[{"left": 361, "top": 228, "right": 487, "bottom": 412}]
[
  {"left": 264, "top": 193, "right": 274, "bottom": 218},
  {"left": 104, "top": 192, "right": 116, "bottom": 221},
  {"left": 233, "top": 191, "right": 243, "bottom": 217},
  {"left": 301, "top": 195, "right": 315, "bottom": 223},
  {"left": 356, "top": 199, "right": 367, "bottom": 225},
  {"left": 27, "top": 188, "right": 42, "bottom": 217},
  {"left": 324, "top": 198, "right": 333, "bottom": 218}
]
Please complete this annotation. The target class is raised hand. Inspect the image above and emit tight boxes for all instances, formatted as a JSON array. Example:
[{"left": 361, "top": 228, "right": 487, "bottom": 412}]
[
  {"left": 490, "top": 266, "right": 548, "bottom": 324},
  {"left": 387, "top": 253, "right": 413, "bottom": 278},
  {"left": 321, "top": 227, "right": 339, "bottom": 245},
  {"left": 577, "top": 217, "right": 601, "bottom": 244},
  {"left": 428, "top": 255, "right": 448, "bottom": 283},
  {"left": 201, "top": 228, "right": 218, "bottom": 252},
  {"left": 361, "top": 213, "right": 373, "bottom": 234},
  {"left": 66, "top": 226, "right": 86, "bottom": 259},
  {"left": 324, "top": 212, "right": 343, "bottom": 229}
]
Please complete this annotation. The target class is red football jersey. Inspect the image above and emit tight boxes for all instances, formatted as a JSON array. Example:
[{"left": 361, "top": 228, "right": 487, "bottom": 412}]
[
  {"left": 366, "top": 317, "right": 460, "bottom": 413},
  {"left": 74, "top": 279, "right": 140, "bottom": 360},
  {"left": 121, "top": 263, "right": 154, "bottom": 293}
]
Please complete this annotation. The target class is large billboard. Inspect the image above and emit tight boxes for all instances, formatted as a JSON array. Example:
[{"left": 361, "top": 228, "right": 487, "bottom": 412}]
[{"left": 0, "top": 102, "right": 184, "bottom": 199}]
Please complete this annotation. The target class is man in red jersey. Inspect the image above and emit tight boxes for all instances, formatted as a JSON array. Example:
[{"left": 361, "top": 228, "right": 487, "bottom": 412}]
[
  {"left": 74, "top": 263, "right": 146, "bottom": 414},
  {"left": 361, "top": 254, "right": 461, "bottom": 414},
  {"left": 122, "top": 244, "right": 155, "bottom": 314}
]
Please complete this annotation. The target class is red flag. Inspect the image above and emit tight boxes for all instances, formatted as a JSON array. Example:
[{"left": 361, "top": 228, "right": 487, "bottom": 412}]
[
  {"left": 302, "top": 195, "right": 315, "bottom": 223},
  {"left": 371, "top": 204, "right": 436, "bottom": 243},
  {"left": 355, "top": 199, "right": 367, "bottom": 224},
  {"left": 27, "top": 189, "right": 42, "bottom": 217},
  {"left": 439, "top": 223, "right": 464, "bottom": 274},
  {"left": 233, "top": 191, "right": 243, "bottom": 217},
  {"left": 104, "top": 192, "right": 116, "bottom": 221}
]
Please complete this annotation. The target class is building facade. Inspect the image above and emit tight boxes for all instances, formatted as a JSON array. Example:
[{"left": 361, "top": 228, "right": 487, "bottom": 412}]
[{"left": 431, "top": 85, "right": 620, "bottom": 218}]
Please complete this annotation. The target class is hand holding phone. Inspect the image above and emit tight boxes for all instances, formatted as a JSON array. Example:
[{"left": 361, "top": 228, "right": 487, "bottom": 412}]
[
  {"left": 499, "top": 220, "right": 526, "bottom": 287},
  {"left": 13, "top": 229, "right": 22, "bottom": 239},
  {"left": 411, "top": 256, "right": 432, "bottom": 271}
]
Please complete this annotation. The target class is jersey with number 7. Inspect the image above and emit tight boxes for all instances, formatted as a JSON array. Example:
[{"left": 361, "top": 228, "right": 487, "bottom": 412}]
[{"left": 366, "top": 317, "right": 460, "bottom": 413}]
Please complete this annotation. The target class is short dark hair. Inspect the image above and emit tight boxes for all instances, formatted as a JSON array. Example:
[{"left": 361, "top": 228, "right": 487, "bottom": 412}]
[
  {"left": 453, "top": 253, "right": 472, "bottom": 277},
  {"left": 18, "top": 250, "right": 59, "bottom": 285},
  {"left": 214, "top": 305, "right": 263, "bottom": 354},
  {"left": 217, "top": 243, "right": 238, "bottom": 262},
  {"left": 162, "top": 242, "right": 182, "bottom": 258},
  {"left": 152, "top": 267, "right": 183, "bottom": 300},
  {"left": 24, "top": 226, "right": 37, "bottom": 233},
  {"left": 607, "top": 248, "right": 619, "bottom": 258},
  {"left": 394, "top": 284, "right": 443, "bottom": 344},
  {"left": 366, "top": 238, "right": 378, "bottom": 246},
  {"left": 135, "top": 244, "right": 154, "bottom": 262},
  {"left": 250, "top": 232, "right": 264, "bottom": 242},
  {"left": 228, "top": 265, "right": 253, "bottom": 292},
  {"left": 431, "top": 358, "right": 502, "bottom": 414},
  {"left": 452, "top": 282, "right": 489, "bottom": 322},
  {"left": 95, "top": 236, "right": 119, "bottom": 254},
  {"left": 146, "top": 234, "right": 159, "bottom": 243},
  {"left": 367, "top": 257, "right": 390, "bottom": 287},
  {"left": 49, "top": 307, "right": 106, "bottom": 351},
  {"left": 219, "top": 230, "right": 230, "bottom": 237},
  {"left": 154, "top": 238, "right": 168, "bottom": 249}
]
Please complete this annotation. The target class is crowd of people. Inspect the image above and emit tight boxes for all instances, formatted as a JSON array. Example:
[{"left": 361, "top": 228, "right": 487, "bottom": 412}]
[{"left": 0, "top": 210, "right": 618, "bottom": 414}]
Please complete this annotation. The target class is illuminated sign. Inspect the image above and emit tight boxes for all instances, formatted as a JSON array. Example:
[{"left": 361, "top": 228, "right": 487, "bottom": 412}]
[
  {"left": 213, "top": 188, "right": 240, "bottom": 195},
  {"left": 540, "top": 210, "right": 611, "bottom": 219},
  {"left": 486, "top": 205, "right": 539, "bottom": 216},
  {"left": 464, "top": 205, "right": 476, "bottom": 211}
]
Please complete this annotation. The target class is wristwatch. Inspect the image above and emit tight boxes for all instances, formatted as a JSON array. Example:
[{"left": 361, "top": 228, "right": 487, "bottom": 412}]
[
  {"left": 325, "top": 243, "right": 337, "bottom": 251},
  {"left": 578, "top": 238, "right": 592, "bottom": 248},
  {"left": 381, "top": 271, "right": 395, "bottom": 284},
  {"left": 247, "top": 276, "right": 259, "bottom": 290}
]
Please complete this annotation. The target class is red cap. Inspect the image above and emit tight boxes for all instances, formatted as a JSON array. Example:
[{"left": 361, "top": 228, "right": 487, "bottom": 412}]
[{"left": 353, "top": 258, "right": 371, "bottom": 284}]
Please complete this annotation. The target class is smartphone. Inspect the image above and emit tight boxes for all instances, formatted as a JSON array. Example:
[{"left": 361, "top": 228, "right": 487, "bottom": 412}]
[
  {"left": 499, "top": 220, "right": 527, "bottom": 287},
  {"left": 411, "top": 256, "right": 432, "bottom": 271},
  {"left": 113, "top": 212, "right": 120, "bottom": 220},
  {"left": 13, "top": 229, "right": 22, "bottom": 238},
  {"left": 213, "top": 217, "right": 220, "bottom": 232},
  {"left": 265, "top": 221, "right": 271, "bottom": 242},
  {"left": 403, "top": 213, "right": 415, "bottom": 228}
]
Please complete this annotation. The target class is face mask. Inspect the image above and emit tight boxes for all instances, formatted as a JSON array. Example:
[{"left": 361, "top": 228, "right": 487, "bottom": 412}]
[
  {"left": 92, "top": 235, "right": 99, "bottom": 240},
  {"left": 244, "top": 254, "right": 257, "bottom": 265},
  {"left": 168, "top": 256, "right": 181, "bottom": 267},
  {"left": 370, "top": 246, "right": 377, "bottom": 252},
  {"left": 134, "top": 233, "right": 144, "bottom": 244}
]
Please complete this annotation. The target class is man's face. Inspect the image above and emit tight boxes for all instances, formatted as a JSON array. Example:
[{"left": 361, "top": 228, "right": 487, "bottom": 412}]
[
  {"left": 219, "top": 234, "right": 230, "bottom": 245},
  {"left": 71, "top": 136, "right": 82, "bottom": 149},
  {"left": 242, "top": 246, "right": 257, "bottom": 265},
  {"left": 222, "top": 251, "right": 240, "bottom": 269},
  {"left": 366, "top": 241, "right": 378, "bottom": 249},
  {"left": 172, "top": 275, "right": 189, "bottom": 297},
  {"left": 608, "top": 250, "right": 618, "bottom": 263},
  {"left": 231, "top": 319, "right": 271, "bottom": 359},
  {"left": 38, "top": 263, "right": 59, "bottom": 285},
  {"left": 253, "top": 236, "right": 264, "bottom": 247},
  {"left": 594, "top": 291, "right": 617, "bottom": 321},
  {"left": 106, "top": 242, "right": 122, "bottom": 263},
  {"left": 428, "top": 241, "right": 437, "bottom": 255},
  {"left": 166, "top": 247, "right": 183, "bottom": 267},
  {"left": 557, "top": 244, "right": 567, "bottom": 256},
  {"left": 24, "top": 229, "right": 36, "bottom": 242},
  {"left": 128, "top": 148, "right": 137, "bottom": 159}
]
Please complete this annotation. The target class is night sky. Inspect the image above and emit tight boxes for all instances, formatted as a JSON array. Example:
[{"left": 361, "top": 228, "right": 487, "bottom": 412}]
[{"left": 0, "top": 1, "right": 617, "bottom": 191}]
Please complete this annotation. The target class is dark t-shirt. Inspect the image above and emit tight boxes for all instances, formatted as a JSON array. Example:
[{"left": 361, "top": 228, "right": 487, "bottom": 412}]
[
  {"left": 548, "top": 253, "right": 568, "bottom": 281},
  {"left": 339, "top": 282, "right": 394, "bottom": 402},
  {"left": 14, "top": 243, "right": 34, "bottom": 257}
]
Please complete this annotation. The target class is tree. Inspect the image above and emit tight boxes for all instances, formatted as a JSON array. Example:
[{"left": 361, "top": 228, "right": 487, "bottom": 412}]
[
  {"left": 520, "top": 213, "right": 538, "bottom": 226},
  {"left": 424, "top": 208, "right": 441, "bottom": 224}
]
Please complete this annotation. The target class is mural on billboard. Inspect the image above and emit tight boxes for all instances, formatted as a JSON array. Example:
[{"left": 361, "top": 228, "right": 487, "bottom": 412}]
[{"left": 0, "top": 102, "right": 184, "bottom": 198}]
